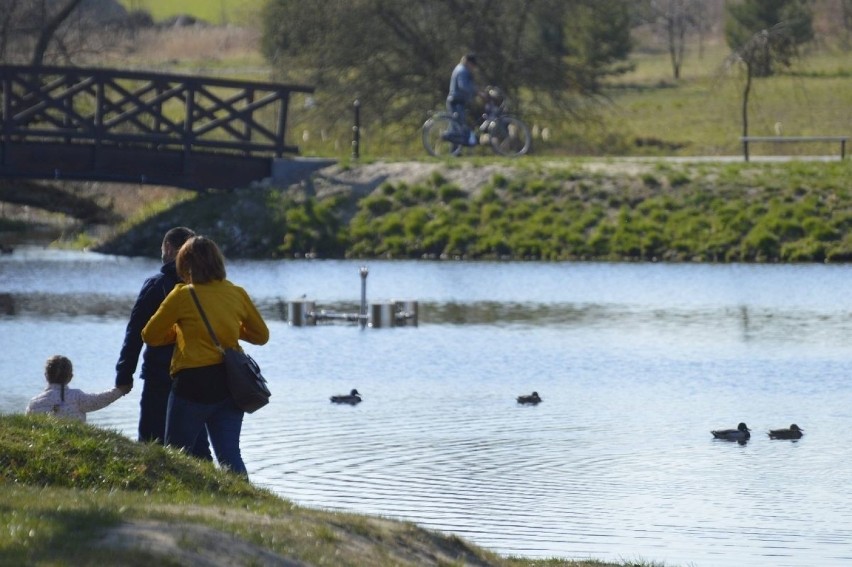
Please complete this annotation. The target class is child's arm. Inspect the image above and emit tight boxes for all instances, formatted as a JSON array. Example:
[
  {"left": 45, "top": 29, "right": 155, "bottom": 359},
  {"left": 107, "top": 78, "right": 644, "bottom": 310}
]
[{"left": 72, "top": 387, "right": 125, "bottom": 414}]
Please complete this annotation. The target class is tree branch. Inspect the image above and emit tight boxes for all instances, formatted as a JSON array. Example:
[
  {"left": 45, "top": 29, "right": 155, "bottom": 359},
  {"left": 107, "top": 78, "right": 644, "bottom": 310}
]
[{"left": 31, "top": 0, "right": 84, "bottom": 67}]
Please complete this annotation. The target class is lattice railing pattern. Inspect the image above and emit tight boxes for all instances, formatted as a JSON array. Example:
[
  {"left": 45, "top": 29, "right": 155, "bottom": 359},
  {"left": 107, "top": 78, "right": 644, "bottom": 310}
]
[{"left": 0, "top": 65, "right": 314, "bottom": 157}]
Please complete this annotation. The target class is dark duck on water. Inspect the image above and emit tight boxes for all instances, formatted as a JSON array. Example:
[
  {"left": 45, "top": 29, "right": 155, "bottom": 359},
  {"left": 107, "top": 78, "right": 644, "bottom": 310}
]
[
  {"left": 711, "top": 422, "right": 751, "bottom": 442},
  {"left": 517, "top": 391, "right": 542, "bottom": 405},
  {"left": 330, "top": 389, "right": 362, "bottom": 405},
  {"left": 768, "top": 424, "right": 804, "bottom": 440}
]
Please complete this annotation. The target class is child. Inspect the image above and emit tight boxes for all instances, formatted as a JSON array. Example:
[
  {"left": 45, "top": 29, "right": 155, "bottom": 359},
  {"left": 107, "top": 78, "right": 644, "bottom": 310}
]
[{"left": 26, "top": 355, "right": 129, "bottom": 422}]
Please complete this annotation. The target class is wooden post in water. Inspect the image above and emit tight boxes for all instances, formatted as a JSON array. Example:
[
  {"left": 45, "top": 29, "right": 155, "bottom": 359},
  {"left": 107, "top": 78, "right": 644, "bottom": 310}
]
[
  {"left": 369, "top": 303, "right": 396, "bottom": 328},
  {"left": 288, "top": 300, "right": 316, "bottom": 326}
]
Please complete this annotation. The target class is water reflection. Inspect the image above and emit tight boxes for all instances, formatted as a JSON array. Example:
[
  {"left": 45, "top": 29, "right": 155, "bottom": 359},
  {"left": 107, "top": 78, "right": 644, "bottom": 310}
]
[
  {"left": 2, "top": 292, "right": 851, "bottom": 347},
  {"left": 2, "top": 253, "right": 852, "bottom": 566}
]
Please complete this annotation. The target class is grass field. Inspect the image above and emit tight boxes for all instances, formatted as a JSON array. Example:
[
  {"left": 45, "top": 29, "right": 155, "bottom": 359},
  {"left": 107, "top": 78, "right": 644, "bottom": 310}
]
[
  {"left": 107, "top": 4, "right": 852, "bottom": 159},
  {"left": 285, "top": 40, "right": 852, "bottom": 158},
  {"left": 594, "top": 43, "right": 852, "bottom": 157},
  {"left": 118, "top": 0, "right": 265, "bottom": 25}
]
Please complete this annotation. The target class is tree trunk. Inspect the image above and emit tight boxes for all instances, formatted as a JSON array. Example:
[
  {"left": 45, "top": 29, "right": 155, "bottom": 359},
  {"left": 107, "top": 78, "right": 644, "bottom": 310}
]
[
  {"left": 0, "top": 0, "right": 23, "bottom": 62},
  {"left": 667, "top": 16, "right": 681, "bottom": 79},
  {"left": 742, "top": 60, "right": 752, "bottom": 161},
  {"left": 31, "top": 0, "right": 84, "bottom": 67},
  {"left": 843, "top": 0, "right": 852, "bottom": 50}
]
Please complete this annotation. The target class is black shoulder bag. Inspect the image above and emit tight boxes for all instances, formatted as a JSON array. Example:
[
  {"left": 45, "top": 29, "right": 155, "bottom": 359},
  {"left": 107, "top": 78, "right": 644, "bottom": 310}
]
[{"left": 188, "top": 286, "right": 271, "bottom": 413}]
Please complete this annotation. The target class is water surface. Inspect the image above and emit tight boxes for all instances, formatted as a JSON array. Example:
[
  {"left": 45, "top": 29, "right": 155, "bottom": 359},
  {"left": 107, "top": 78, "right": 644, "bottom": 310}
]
[{"left": 2, "top": 248, "right": 851, "bottom": 566}]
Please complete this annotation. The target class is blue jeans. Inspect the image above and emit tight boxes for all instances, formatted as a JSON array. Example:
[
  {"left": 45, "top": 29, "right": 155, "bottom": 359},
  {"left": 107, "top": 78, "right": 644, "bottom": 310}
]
[
  {"left": 447, "top": 100, "right": 472, "bottom": 139},
  {"left": 140, "top": 378, "right": 212, "bottom": 461},
  {"left": 165, "top": 392, "right": 247, "bottom": 476}
]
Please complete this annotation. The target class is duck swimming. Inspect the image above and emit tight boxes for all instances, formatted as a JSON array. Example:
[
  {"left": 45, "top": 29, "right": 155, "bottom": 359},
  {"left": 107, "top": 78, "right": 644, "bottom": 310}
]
[
  {"left": 330, "top": 389, "right": 362, "bottom": 405},
  {"left": 711, "top": 422, "right": 750, "bottom": 442},
  {"left": 768, "top": 424, "right": 804, "bottom": 440},
  {"left": 517, "top": 392, "right": 542, "bottom": 405}
]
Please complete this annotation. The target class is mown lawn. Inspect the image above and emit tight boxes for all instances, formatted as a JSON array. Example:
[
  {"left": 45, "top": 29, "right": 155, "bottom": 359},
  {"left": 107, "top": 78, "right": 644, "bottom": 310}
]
[
  {"left": 108, "top": 7, "right": 851, "bottom": 159},
  {"left": 117, "top": 0, "right": 265, "bottom": 24}
]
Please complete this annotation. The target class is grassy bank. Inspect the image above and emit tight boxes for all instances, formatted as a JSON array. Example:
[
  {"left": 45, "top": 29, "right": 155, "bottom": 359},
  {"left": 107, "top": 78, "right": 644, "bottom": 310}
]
[
  {"left": 98, "top": 6, "right": 852, "bottom": 159},
  {"left": 0, "top": 414, "right": 663, "bottom": 566},
  {"left": 2, "top": 12, "right": 850, "bottom": 257},
  {"left": 118, "top": 0, "right": 264, "bottom": 25},
  {"left": 92, "top": 159, "right": 852, "bottom": 263}
]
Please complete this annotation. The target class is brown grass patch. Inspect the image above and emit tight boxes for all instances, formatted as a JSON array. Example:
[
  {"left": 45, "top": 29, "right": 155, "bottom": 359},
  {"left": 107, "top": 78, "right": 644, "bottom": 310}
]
[{"left": 110, "top": 26, "right": 265, "bottom": 76}]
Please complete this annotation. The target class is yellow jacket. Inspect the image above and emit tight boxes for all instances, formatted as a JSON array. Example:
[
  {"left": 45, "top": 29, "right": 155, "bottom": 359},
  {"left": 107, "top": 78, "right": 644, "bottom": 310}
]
[{"left": 142, "top": 280, "right": 269, "bottom": 376}]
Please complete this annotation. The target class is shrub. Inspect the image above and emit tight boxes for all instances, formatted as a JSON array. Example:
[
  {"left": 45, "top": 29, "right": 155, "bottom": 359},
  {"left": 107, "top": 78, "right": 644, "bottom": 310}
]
[
  {"left": 742, "top": 226, "right": 780, "bottom": 260},
  {"left": 438, "top": 184, "right": 467, "bottom": 203},
  {"left": 363, "top": 195, "right": 394, "bottom": 215},
  {"left": 803, "top": 217, "right": 839, "bottom": 242}
]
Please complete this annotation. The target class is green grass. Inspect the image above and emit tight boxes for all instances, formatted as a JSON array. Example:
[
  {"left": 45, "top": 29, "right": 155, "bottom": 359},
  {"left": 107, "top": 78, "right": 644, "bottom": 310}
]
[
  {"left": 0, "top": 414, "right": 268, "bottom": 496},
  {"left": 91, "top": 158, "right": 852, "bottom": 263},
  {"left": 0, "top": 414, "right": 666, "bottom": 566},
  {"left": 590, "top": 43, "right": 852, "bottom": 157},
  {"left": 284, "top": 40, "right": 852, "bottom": 159},
  {"left": 118, "top": 0, "right": 265, "bottom": 25},
  {"left": 102, "top": 8, "right": 852, "bottom": 160}
]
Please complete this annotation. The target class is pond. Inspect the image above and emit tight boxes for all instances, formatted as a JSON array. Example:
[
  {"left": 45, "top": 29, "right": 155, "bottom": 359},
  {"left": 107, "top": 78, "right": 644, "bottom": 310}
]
[{"left": 1, "top": 248, "right": 851, "bottom": 566}]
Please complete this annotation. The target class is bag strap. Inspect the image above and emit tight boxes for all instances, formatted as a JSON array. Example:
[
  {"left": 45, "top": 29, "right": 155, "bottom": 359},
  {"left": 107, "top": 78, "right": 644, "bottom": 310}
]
[{"left": 188, "top": 285, "right": 225, "bottom": 354}]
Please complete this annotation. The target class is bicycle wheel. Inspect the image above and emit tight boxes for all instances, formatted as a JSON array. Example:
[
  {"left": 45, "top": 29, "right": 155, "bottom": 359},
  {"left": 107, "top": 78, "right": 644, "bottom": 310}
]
[
  {"left": 422, "top": 114, "right": 462, "bottom": 157},
  {"left": 488, "top": 116, "right": 532, "bottom": 157}
]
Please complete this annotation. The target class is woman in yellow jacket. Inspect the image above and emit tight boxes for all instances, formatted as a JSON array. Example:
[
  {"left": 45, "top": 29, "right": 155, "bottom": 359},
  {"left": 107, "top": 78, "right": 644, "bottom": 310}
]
[{"left": 142, "top": 236, "right": 269, "bottom": 476}]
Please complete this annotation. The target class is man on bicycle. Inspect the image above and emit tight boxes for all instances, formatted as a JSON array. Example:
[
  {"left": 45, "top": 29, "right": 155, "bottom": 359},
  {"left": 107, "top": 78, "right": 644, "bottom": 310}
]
[{"left": 447, "top": 53, "right": 479, "bottom": 146}]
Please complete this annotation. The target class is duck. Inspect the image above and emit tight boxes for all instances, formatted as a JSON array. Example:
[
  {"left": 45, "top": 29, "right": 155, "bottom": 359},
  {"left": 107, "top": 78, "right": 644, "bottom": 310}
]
[
  {"left": 711, "top": 422, "right": 751, "bottom": 442},
  {"left": 517, "top": 391, "right": 542, "bottom": 405},
  {"left": 330, "top": 389, "right": 362, "bottom": 405},
  {"left": 768, "top": 424, "right": 804, "bottom": 440}
]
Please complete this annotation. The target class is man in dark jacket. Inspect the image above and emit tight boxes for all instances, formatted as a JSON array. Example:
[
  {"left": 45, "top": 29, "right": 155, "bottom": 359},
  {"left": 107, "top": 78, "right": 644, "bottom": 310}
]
[{"left": 115, "top": 226, "right": 210, "bottom": 458}]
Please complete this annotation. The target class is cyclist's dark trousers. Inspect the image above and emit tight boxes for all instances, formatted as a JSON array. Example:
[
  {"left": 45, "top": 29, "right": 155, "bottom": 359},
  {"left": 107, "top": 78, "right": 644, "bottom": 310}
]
[{"left": 447, "top": 100, "right": 470, "bottom": 137}]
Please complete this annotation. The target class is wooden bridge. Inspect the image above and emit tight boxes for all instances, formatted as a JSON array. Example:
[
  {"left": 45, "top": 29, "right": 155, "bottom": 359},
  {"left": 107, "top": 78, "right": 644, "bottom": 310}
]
[{"left": 0, "top": 65, "right": 326, "bottom": 190}]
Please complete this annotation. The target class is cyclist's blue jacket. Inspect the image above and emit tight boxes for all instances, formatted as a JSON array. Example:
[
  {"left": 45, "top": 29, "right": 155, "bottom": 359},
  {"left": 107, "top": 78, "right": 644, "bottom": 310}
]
[{"left": 447, "top": 63, "right": 476, "bottom": 105}]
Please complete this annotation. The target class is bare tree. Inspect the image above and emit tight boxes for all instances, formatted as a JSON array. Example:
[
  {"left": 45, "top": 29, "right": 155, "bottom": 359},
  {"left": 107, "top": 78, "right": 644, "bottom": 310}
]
[
  {"left": 0, "top": 0, "right": 26, "bottom": 62},
  {"left": 1, "top": 0, "right": 130, "bottom": 66},
  {"left": 842, "top": 0, "right": 852, "bottom": 48},
  {"left": 725, "top": 0, "right": 813, "bottom": 77},
  {"left": 724, "top": 21, "right": 807, "bottom": 160},
  {"left": 661, "top": 0, "right": 693, "bottom": 79},
  {"left": 636, "top": 0, "right": 707, "bottom": 79},
  {"left": 31, "top": 0, "right": 85, "bottom": 66}
]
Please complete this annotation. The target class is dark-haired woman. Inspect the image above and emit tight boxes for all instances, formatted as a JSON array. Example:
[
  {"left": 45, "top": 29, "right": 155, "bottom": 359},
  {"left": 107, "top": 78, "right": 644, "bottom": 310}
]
[{"left": 142, "top": 236, "right": 269, "bottom": 476}]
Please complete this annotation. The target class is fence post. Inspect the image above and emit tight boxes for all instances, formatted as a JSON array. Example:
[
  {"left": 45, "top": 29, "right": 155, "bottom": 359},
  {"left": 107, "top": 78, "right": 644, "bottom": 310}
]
[{"left": 352, "top": 99, "right": 360, "bottom": 160}]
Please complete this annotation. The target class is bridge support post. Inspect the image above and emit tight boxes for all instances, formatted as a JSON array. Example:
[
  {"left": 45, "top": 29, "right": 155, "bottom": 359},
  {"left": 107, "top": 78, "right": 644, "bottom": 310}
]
[{"left": 183, "top": 85, "right": 196, "bottom": 174}]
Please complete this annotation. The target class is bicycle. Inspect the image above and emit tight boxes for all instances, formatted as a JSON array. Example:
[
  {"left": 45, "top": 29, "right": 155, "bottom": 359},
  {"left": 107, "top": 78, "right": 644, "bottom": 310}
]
[{"left": 422, "top": 86, "right": 532, "bottom": 158}]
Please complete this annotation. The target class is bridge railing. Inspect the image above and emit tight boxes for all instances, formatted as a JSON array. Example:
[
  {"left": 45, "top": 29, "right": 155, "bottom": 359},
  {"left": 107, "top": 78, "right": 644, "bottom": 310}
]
[{"left": 0, "top": 65, "right": 314, "bottom": 158}]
